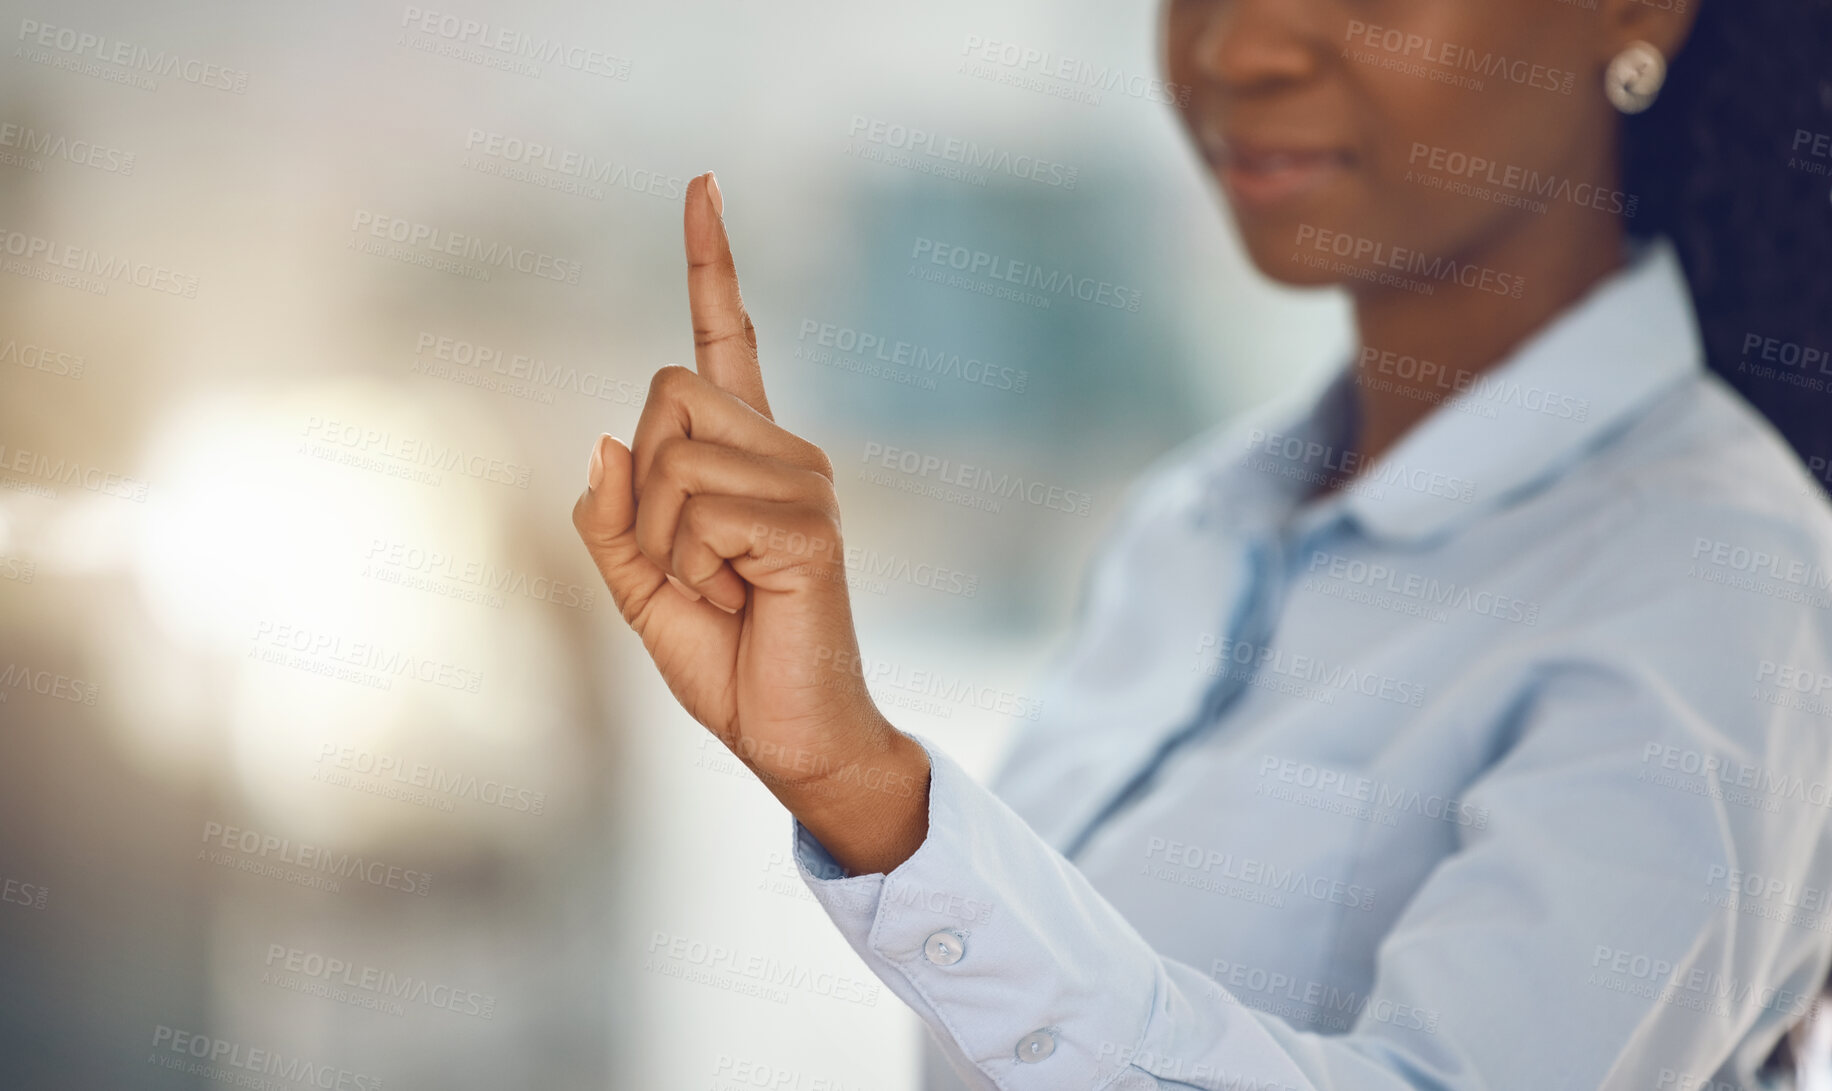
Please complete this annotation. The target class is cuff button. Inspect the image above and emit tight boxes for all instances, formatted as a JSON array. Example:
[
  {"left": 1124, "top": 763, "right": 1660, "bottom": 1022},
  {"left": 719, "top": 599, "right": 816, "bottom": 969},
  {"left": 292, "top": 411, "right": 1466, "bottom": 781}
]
[
  {"left": 1015, "top": 1029, "right": 1056, "bottom": 1063},
  {"left": 922, "top": 930, "right": 965, "bottom": 966}
]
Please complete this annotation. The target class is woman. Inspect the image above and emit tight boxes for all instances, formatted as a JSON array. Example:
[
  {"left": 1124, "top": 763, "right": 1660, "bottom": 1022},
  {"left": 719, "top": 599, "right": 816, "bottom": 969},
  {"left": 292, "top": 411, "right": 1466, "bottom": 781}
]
[{"left": 574, "top": 0, "right": 1832, "bottom": 1087}]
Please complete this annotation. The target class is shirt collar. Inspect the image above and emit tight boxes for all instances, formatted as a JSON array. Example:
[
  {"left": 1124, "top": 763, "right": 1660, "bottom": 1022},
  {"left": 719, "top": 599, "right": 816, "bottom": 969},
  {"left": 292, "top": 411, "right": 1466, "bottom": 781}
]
[{"left": 1297, "top": 234, "right": 1705, "bottom": 546}]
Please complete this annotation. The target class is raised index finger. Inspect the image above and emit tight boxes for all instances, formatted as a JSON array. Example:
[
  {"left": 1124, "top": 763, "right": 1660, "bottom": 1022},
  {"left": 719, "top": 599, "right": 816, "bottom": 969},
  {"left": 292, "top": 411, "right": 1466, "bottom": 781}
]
[{"left": 685, "top": 172, "right": 772, "bottom": 421}]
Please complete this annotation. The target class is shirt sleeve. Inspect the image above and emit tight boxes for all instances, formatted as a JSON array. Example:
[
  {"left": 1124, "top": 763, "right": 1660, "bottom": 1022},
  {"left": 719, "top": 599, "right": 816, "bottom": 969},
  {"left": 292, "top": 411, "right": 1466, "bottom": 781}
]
[{"left": 792, "top": 598, "right": 1832, "bottom": 1090}]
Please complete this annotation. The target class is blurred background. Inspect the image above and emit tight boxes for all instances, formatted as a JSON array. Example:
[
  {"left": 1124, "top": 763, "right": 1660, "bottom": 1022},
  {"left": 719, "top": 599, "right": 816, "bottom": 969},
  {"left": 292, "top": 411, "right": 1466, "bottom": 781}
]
[{"left": 0, "top": 0, "right": 1351, "bottom": 1087}]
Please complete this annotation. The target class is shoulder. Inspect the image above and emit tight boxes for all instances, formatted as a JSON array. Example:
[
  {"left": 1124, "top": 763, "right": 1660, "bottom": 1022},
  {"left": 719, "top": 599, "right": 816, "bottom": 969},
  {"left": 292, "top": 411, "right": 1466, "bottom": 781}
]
[
  {"left": 1509, "top": 374, "right": 1832, "bottom": 687},
  {"left": 1578, "top": 373, "right": 1832, "bottom": 575}
]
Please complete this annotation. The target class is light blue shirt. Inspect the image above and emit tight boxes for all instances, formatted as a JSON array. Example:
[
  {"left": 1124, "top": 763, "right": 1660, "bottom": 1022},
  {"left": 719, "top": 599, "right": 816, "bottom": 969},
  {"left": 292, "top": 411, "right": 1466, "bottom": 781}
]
[{"left": 794, "top": 237, "right": 1832, "bottom": 1091}]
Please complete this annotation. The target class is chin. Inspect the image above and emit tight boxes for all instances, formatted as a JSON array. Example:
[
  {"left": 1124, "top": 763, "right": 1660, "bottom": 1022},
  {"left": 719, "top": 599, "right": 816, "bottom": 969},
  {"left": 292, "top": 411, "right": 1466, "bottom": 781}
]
[
  {"left": 1230, "top": 222, "right": 1356, "bottom": 290},
  {"left": 1211, "top": 173, "right": 1368, "bottom": 291}
]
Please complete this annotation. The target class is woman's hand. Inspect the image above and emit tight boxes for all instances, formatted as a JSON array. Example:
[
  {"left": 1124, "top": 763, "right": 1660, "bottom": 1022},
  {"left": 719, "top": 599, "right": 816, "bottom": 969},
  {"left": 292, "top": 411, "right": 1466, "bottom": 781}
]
[{"left": 573, "top": 173, "right": 929, "bottom": 875}]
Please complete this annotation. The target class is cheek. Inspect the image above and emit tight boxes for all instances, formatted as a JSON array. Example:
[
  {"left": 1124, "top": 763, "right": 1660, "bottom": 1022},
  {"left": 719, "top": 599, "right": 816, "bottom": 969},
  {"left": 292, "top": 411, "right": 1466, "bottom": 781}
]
[
  {"left": 1358, "top": 77, "right": 1594, "bottom": 243},
  {"left": 1340, "top": 5, "right": 1599, "bottom": 233}
]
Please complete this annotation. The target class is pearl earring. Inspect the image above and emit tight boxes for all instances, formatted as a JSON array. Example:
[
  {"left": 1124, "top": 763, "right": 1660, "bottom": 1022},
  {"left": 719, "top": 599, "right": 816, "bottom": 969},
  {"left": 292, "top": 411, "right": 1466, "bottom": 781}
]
[{"left": 1606, "top": 40, "right": 1667, "bottom": 114}]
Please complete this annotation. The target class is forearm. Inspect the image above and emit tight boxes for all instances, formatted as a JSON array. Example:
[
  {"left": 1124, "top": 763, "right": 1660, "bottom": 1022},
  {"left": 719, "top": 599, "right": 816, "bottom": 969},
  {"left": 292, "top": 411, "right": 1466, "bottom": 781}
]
[{"left": 766, "top": 716, "right": 932, "bottom": 876}]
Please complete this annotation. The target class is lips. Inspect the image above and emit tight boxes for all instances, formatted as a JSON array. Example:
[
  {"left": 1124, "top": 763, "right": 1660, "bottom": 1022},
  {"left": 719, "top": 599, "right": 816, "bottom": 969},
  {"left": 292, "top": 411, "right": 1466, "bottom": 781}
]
[{"left": 1207, "top": 136, "right": 1354, "bottom": 210}]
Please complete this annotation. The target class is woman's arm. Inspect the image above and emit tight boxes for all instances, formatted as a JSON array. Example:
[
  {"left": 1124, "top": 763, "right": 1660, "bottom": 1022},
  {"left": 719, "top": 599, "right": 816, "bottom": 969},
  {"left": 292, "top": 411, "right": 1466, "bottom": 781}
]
[
  {"left": 793, "top": 596, "right": 1832, "bottom": 1090},
  {"left": 574, "top": 173, "right": 1832, "bottom": 1091}
]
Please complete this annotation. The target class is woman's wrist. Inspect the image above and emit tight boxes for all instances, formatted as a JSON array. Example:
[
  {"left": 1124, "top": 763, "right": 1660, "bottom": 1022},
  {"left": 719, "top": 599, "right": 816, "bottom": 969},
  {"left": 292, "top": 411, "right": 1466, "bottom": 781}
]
[{"left": 771, "top": 714, "right": 933, "bottom": 877}]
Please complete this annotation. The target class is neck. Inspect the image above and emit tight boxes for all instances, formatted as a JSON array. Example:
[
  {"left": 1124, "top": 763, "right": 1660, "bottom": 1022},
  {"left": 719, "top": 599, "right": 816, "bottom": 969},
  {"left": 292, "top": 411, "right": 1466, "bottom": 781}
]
[{"left": 1341, "top": 206, "right": 1627, "bottom": 482}]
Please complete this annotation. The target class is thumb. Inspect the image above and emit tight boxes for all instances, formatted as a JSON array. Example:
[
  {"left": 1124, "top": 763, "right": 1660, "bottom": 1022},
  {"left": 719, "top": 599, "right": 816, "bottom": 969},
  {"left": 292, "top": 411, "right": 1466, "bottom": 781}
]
[{"left": 572, "top": 433, "right": 664, "bottom": 615}]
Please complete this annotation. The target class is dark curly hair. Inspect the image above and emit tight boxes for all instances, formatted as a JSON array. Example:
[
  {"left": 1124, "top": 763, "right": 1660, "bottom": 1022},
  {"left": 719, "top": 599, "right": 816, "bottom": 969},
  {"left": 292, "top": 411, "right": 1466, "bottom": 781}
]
[{"left": 1622, "top": 0, "right": 1832, "bottom": 494}]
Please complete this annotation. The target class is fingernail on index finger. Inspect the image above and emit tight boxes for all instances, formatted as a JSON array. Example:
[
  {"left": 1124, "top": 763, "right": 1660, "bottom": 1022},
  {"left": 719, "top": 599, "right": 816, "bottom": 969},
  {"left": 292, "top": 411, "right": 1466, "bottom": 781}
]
[{"left": 706, "top": 172, "right": 723, "bottom": 218}]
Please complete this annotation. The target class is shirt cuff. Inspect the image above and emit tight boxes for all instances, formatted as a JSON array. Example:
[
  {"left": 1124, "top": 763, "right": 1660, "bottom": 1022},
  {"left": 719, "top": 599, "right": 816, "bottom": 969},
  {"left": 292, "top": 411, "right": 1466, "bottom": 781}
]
[{"left": 792, "top": 733, "right": 1159, "bottom": 1091}]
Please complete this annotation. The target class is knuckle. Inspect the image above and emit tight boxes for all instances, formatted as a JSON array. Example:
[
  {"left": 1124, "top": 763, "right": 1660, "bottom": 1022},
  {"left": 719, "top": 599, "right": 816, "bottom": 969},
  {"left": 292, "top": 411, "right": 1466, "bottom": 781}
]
[
  {"left": 650, "top": 435, "right": 690, "bottom": 477},
  {"left": 799, "top": 470, "right": 839, "bottom": 509},
  {"left": 795, "top": 468, "right": 839, "bottom": 501},
  {"left": 806, "top": 443, "right": 835, "bottom": 480},
  {"left": 649, "top": 365, "right": 694, "bottom": 400},
  {"left": 679, "top": 495, "right": 713, "bottom": 536},
  {"left": 788, "top": 498, "right": 839, "bottom": 542},
  {"left": 634, "top": 531, "right": 669, "bottom": 573},
  {"left": 572, "top": 495, "right": 615, "bottom": 548},
  {"left": 693, "top": 313, "right": 749, "bottom": 350}
]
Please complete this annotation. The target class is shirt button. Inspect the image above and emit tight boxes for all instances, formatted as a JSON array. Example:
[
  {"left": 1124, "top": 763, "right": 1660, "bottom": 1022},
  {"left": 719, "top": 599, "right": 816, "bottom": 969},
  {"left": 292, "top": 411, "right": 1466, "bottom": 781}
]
[
  {"left": 923, "top": 930, "right": 965, "bottom": 966},
  {"left": 1015, "top": 1029, "right": 1056, "bottom": 1063}
]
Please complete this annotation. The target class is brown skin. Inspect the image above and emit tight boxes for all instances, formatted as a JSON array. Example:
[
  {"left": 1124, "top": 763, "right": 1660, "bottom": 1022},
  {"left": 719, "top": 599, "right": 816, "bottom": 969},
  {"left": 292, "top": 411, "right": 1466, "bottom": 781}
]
[
  {"left": 1165, "top": 0, "right": 1697, "bottom": 464},
  {"left": 574, "top": 1, "right": 1700, "bottom": 876}
]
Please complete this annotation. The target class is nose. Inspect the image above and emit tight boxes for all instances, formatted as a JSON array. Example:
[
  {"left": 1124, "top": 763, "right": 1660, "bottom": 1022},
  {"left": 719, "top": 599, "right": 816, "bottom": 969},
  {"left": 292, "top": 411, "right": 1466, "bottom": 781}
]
[{"left": 1182, "top": 0, "right": 1320, "bottom": 95}]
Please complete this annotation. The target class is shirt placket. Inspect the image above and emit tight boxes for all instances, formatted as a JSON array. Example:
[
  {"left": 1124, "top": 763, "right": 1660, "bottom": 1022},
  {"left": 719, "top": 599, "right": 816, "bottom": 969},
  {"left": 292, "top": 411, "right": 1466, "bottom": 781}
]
[{"left": 1062, "top": 522, "right": 1296, "bottom": 863}]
